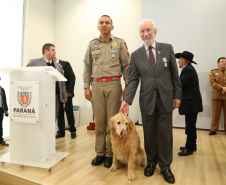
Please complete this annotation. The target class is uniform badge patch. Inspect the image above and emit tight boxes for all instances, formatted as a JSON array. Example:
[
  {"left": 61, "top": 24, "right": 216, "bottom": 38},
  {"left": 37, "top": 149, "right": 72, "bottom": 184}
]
[
  {"left": 112, "top": 42, "right": 117, "bottom": 47},
  {"left": 94, "top": 41, "right": 100, "bottom": 48}
]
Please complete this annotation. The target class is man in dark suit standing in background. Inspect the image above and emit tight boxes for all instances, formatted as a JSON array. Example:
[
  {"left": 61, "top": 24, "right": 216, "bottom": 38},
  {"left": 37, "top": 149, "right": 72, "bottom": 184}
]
[
  {"left": 176, "top": 51, "right": 203, "bottom": 156},
  {"left": 54, "top": 57, "right": 76, "bottom": 139},
  {"left": 0, "top": 85, "right": 9, "bottom": 146},
  {"left": 120, "top": 19, "right": 181, "bottom": 184}
]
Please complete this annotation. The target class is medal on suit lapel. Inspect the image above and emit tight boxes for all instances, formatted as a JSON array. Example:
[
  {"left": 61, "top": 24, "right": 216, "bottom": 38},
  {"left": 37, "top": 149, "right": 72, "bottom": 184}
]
[{"left": 162, "top": 57, "right": 167, "bottom": 67}]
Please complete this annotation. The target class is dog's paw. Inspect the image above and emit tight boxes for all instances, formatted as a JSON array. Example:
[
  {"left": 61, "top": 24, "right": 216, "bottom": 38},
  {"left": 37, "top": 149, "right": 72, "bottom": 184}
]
[
  {"left": 110, "top": 166, "right": 117, "bottom": 171},
  {"left": 127, "top": 171, "right": 135, "bottom": 181},
  {"left": 136, "top": 166, "right": 141, "bottom": 171}
]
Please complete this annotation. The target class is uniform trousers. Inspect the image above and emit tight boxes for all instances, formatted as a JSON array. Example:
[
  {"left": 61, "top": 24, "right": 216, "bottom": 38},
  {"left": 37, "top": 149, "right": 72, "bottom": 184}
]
[
  {"left": 92, "top": 80, "right": 122, "bottom": 157},
  {"left": 211, "top": 99, "right": 226, "bottom": 132},
  {"left": 0, "top": 108, "right": 4, "bottom": 142},
  {"left": 141, "top": 92, "right": 173, "bottom": 170},
  {"left": 57, "top": 96, "right": 76, "bottom": 135},
  {"left": 185, "top": 113, "right": 198, "bottom": 150}
]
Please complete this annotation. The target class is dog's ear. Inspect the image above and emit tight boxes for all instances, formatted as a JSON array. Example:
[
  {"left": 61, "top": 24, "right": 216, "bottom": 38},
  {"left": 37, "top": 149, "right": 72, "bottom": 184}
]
[
  {"left": 108, "top": 116, "right": 115, "bottom": 130},
  {"left": 127, "top": 116, "right": 135, "bottom": 131}
]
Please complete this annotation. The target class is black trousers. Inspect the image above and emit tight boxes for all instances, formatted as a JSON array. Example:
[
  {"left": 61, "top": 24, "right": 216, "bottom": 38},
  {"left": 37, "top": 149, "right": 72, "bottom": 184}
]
[
  {"left": 141, "top": 92, "right": 173, "bottom": 170},
  {"left": 0, "top": 108, "right": 4, "bottom": 142},
  {"left": 57, "top": 96, "right": 76, "bottom": 135},
  {"left": 185, "top": 113, "right": 198, "bottom": 150}
]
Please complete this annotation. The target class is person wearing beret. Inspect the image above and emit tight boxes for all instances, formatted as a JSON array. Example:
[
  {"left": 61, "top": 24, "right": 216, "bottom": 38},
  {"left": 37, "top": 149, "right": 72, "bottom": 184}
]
[
  {"left": 209, "top": 57, "right": 226, "bottom": 135},
  {"left": 175, "top": 51, "right": 203, "bottom": 156}
]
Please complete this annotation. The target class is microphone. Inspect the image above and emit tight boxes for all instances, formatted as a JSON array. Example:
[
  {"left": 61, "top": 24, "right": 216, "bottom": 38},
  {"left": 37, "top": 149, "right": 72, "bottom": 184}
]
[{"left": 63, "top": 102, "right": 66, "bottom": 110}]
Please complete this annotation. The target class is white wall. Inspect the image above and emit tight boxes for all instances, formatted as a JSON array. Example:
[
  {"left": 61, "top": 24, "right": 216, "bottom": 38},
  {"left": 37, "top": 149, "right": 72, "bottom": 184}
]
[
  {"left": 23, "top": 0, "right": 55, "bottom": 66},
  {"left": 141, "top": 0, "right": 226, "bottom": 130},
  {"left": 0, "top": 0, "right": 24, "bottom": 138},
  {"left": 54, "top": 0, "right": 141, "bottom": 126}
]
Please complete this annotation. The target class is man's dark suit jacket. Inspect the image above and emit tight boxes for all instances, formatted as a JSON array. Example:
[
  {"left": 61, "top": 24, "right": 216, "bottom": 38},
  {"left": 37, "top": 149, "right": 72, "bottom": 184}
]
[
  {"left": 59, "top": 60, "right": 75, "bottom": 97},
  {"left": 124, "top": 42, "right": 182, "bottom": 115},
  {"left": 179, "top": 63, "right": 203, "bottom": 115},
  {"left": 0, "top": 87, "right": 8, "bottom": 113}
]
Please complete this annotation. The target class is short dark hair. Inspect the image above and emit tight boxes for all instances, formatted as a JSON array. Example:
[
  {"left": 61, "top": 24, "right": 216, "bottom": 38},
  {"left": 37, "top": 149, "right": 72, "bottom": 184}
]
[
  {"left": 42, "top": 43, "right": 55, "bottom": 55},
  {"left": 217, "top": 57, "right": 226, "bottom": 63},
  {"left": 99, "top": 15, "right": 113, "bottom": 25}
]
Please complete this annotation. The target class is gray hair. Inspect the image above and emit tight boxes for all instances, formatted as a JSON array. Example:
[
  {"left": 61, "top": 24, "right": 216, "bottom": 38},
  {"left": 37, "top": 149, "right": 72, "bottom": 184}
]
[{"left": 139, "top": 19, "right": 157, "bottom": 33}]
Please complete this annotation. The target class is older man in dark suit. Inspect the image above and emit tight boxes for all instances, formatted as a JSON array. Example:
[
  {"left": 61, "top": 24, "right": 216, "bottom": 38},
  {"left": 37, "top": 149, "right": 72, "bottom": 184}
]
[
  {"left": 176, "top": 51, "right": 203, "bottom": 156},
  {"left": 53, "top": 57, "right": 76, "bottom": 139},
  {"left": 120, "top": 19, "right": 181, "bottom": 184}
]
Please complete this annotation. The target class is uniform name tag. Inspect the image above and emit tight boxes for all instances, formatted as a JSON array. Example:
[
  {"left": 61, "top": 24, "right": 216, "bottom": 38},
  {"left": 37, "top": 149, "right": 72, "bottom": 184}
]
[{"left": 92, "top": 48, "right": 100, "bottom": 51}]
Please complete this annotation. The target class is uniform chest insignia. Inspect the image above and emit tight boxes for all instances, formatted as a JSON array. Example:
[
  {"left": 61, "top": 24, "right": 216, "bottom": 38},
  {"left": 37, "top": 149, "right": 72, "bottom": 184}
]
[
  {"left": 112, "top": 42, "right": 117, "bottom": 47},
  {"left": 94, "top": 41, "right": 100, "bottom": 48},
  {"left": 92, "top": 47, "right": 100, "bottom": 51}
]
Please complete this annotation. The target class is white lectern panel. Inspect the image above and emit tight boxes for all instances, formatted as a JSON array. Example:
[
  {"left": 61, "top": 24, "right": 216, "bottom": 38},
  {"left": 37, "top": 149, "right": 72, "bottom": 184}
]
[
  {"left": 9, "top": 69, "right": 56, "bottom": 161},
  {"left": 0, "top": 67, "right": 68, "bottom": 170}
]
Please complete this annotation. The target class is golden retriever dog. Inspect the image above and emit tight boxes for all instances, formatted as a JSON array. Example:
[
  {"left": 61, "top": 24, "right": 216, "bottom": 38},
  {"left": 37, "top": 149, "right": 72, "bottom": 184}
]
[{"left": 108, "top": 112, "right": 146, "bottom": 181}]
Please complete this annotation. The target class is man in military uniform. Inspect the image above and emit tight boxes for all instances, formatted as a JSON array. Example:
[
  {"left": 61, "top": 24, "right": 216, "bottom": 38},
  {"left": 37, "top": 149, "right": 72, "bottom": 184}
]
[
  {"left": 83, "top": 15, "right": 130, "bottom": 168},
  {"left": 209, "top": 57, "right": 226, "bottom": 135}
]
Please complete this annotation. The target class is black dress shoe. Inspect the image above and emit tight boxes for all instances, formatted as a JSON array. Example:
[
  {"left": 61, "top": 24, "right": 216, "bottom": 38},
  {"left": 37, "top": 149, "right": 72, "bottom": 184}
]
[
  {"left": 55, "top": 133, "right": 65, "bottom": 138},
  {"left": 91, "top": 155, "right": 105, "bottom": 166},
  {"left": 161, "top": 169, "right": 175, "bottom": 184},
  {"left": 209, "top": 131, "right": 216, "bottom": 135},
  {"left": 71, "top": 132, "right": 76, "bottom": 139},
  {"left": 144, "top": 164, "right": 156, "bottom": 177},
  {"left": 0, "top": 141, "right": 9, "bottom": 146},
  {"left": 180, "top": 147, "right": 197, "bottom": 151},
  {"left": 104, "top": 157, "right": 112, "bottom": 168},
  {"left": 178, "top": 149, "right": 193, "bottom": 156}
]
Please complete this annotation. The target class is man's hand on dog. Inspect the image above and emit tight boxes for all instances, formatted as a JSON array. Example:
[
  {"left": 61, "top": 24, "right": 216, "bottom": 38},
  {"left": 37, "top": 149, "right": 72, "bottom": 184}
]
[{"left": 120, "top": 101, "right": 129, "bottom": 115}]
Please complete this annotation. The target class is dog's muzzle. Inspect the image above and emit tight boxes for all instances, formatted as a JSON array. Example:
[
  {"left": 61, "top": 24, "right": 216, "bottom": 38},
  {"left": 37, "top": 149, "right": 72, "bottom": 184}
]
[{"left": 120, "top": 130, "right": 127, "bottom": 137}]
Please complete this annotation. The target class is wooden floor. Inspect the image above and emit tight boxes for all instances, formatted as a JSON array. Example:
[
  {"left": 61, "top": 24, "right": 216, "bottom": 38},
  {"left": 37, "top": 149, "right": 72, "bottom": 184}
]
[{"left": 0, "top": 126, "right": 226, "bottom": 185}]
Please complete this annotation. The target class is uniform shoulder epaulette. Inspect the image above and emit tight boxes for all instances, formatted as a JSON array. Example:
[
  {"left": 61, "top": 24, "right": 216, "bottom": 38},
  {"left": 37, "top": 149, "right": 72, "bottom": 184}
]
[
  {"left": 211, "top": 69, "right": 218, "bottom": 71},
  {"left": 115, "top": 37, "right": 124, "bottom": 41},
  {"left": 91, "top": 37, "right": 98, "bottom": 41}
]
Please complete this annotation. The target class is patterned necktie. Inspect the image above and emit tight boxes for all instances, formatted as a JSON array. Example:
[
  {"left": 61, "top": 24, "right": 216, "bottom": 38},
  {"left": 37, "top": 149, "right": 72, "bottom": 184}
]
[{"left": 148, "top": 46, "right": 156, "bottom": 71}]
